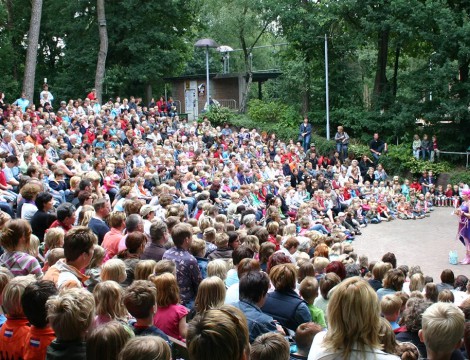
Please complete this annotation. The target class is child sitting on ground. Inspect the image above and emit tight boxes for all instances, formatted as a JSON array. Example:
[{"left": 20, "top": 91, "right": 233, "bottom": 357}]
[
  {"left": 366, "top": 204, "right": 382, "bottom": 224},
  {"left": 21, "top": 280, "right": 58, "bottom": 360},
  {"left": 299, "top": 276, "right": 327, "bottom": 328},
  {"left": 123, "top": 280, "right": 170, "bottom": 343},
  {"left": 380, "top": 294, "right": 402, "bottom": 330}
]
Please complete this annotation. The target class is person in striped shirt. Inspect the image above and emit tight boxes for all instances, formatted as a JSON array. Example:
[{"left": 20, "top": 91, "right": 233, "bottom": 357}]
[{"left": 0, "top": 219, "right": 43, "bottom": 278}]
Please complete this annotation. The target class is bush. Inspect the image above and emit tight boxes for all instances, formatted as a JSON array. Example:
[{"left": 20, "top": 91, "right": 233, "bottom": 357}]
[
  {"left": 449, "top": 170, "right": 470, "bottom": 185},
  {"left": 200, "top": 106, "right": 236, "bottom": 126},
  {"left": 310, "top": 135, "right": 336, "bottom": 156},
  {"left": 246, "top": 99, "right": 300, "bottom": 141}
]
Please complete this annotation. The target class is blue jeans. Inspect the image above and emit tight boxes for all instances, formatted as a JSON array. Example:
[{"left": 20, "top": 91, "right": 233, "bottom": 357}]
[
  {"left": 309, "top": 224, "right": 329, "bottom": 234},
  {"left": 336, "top": 143, "right": 348, "bottom": 161},
  {"left": 421, "top": 149, "right": 430, "bottom": 160},
  {"left": 182, "top": 197, "right": 197, "bottom": 214},
  {"left": 0, "top": 202, "right": 14, "bottom": 218},
  {"left": 303, "top": 135, "right": 311, "bottom": 152}
]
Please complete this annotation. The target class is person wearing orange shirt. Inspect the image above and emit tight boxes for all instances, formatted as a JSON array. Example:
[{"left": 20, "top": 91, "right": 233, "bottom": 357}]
[
  {"left": 21, "top": 280, "right": 58, "bottom": 360},
  {"left": 0, "top": 276, "right": 35, "bottom": 360}
]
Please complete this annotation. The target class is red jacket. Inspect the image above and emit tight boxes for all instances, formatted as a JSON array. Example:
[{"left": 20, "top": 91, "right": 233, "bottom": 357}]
[{"left": 410, "top": 182, "right": 422, "bottom": 193}]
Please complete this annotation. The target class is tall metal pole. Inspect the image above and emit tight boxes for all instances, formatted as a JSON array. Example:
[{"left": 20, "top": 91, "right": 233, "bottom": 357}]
[
  {"left": 205, "top": 45, "right": 210, "bottom": 107},
  {"left": 325, "top": 34, "right": 330, "bottom": 141}
]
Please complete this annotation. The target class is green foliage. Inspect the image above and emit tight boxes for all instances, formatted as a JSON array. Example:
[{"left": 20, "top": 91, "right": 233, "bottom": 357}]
[
  {"left": 247, "top": 99, "right": 299, "bottom": 129},
  {"left": 404, "top": 158, "right": 451, "bottom": 176},
  {"left": 310, "top": 135, "right": 336, "bottom": 156},
  {"left": 200, "top": 106, "right": 236, "bottom": 126},
  {"left": 348, "top": 142, "right": 370, "bottom": 158},
  {"left": 379, "top": 143, "right": 451, "bottom": 177},
  {"left": 449, "top": 171, "right": 470, "bottom": 186}
]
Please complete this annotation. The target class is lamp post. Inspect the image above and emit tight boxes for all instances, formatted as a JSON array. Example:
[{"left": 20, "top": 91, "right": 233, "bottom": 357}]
[
  {"left": 429, "top": 51, "right": 437, "bottom": 101},
  {"left": 324, "top": 34, "right": 330, "bottom": 141},
  {"left": 195, "top": 38, "right": 219, "bottom": 109},
  {"left": 217, "top": 45, "right": 233, "bottom": 74}
]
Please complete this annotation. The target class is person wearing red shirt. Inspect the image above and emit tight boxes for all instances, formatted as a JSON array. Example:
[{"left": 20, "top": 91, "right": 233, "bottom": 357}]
[
  {"left": 343, "top": 184, "right": 352, "bottom": 201},
  {"left": 156, "top": 97, "right": 166, "bottom": 116},
  {"left": 87, "top": 89, "right": 97, "bottom": 101},
  {"left": 410, "top": 179, "right": 422, "bottom": 193},
  {"left": 85, "top": 127, "right": 96, "bottom": 144}
]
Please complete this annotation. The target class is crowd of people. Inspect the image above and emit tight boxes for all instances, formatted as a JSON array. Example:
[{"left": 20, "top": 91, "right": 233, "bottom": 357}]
[{"left": 0, "top": 88, "right": 468, "bottom": 360}]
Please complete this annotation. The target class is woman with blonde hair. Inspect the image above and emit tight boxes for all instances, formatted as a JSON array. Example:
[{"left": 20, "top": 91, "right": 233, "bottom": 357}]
[
  {"left": 78, "top": 205, "right": 95, "bottom": 227},
  {"left": 192, "top": 276, "right": 226, "bottom": 318},
  {"left": 93, "top": 281, "right": 129, "bottom": 326},
  {"left": 134, "top": 259, "right": 157, "bottom": 281},
  {"left": 310, "top": 277, "right": 399, "bottom": 359},
  {"left": 207, "top": 259, "right": 228, "bottom": 281},
  {"left": 409, "top": 273, "right": 425, "bottom": 293},
  {"left": 101, "top": 259, "right": 127, "bottom": 283},
  {"left": 243, "top": 235, "right": 260, "bottom": 254}
]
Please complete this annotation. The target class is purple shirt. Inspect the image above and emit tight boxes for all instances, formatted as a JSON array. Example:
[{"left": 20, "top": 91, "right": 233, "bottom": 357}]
[
  {"left": 162, "top": 247, "right": 202, "bottom": 303},
  {"left": 141, "top": 243, "right": 166, "bottom": 262}
]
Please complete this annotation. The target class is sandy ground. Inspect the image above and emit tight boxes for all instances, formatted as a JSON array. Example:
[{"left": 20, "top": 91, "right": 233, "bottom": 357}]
[{"left": 351, "top": 207, "right": 467, "bottom": 281}]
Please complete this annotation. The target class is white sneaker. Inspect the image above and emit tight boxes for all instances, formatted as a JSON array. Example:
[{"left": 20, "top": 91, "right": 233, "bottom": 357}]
[{"left": 359, "top": 224, "right": 366, "bottom": 228}]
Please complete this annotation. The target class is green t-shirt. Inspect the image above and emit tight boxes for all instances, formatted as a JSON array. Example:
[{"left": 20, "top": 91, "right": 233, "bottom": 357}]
[{"left": 307, "top": 303, "right": 327, "bottom": 328}]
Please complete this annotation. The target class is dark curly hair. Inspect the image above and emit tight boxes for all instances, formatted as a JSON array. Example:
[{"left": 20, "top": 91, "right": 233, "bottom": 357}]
[{"left": 401, "top": 299, "right": 432, "bottom": 332}]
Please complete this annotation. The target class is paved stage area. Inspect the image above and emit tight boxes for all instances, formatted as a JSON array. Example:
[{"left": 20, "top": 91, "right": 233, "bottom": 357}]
[{"left": 351, "top": 207, "right": 467, "bottom": 281}]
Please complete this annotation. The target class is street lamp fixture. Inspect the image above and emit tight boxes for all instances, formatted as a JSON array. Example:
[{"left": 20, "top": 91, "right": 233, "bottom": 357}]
[
  {"left": 195, "top": 38, "right": 219, "bottom": 109},
  {"left": 217, "top": 45, "right": 233, "bottom": 74}
]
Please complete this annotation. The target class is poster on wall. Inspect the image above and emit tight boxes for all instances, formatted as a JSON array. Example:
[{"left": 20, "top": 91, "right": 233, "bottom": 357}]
[{"left": 198, "top": 84, "right": 205, "bottom": 97}]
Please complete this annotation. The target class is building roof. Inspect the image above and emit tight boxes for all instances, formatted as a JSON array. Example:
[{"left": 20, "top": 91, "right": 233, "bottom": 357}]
[{"left": 164, "top": 70, "right": 282, "bottom": 82}]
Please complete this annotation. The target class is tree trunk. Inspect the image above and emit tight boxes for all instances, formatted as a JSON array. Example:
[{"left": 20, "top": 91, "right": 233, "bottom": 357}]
[
  {"left": 94, "top": 0, "right": 108, "bottom": 105},
  {"left": 301, "top": 72, "right": 310, "bottom": 116},
  {"left": 4, "top": 0, "right": 17, "bottom": 81},
  {"left": 23, "top": 0, "right": 43, "bottom": 103},
  {"left": 240, "top": 72, "right": 252, "bottom": 113},
  {"left": 373, "top": 28, "right": 389, "bottom": 107},
  {"left": 146, "top": 83, "right": 152, "bottom": 106},
  {"left": 458, "top": 59, "right": 469, "bottom": 99},
  {"left": 301, "top": 57, "right": 311, "bottom": 116}
]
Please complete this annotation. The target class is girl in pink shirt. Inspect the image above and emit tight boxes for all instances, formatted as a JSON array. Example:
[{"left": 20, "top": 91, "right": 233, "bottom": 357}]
[{"left": 151, "top": 272, "right": 188, "bottom": 341}]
